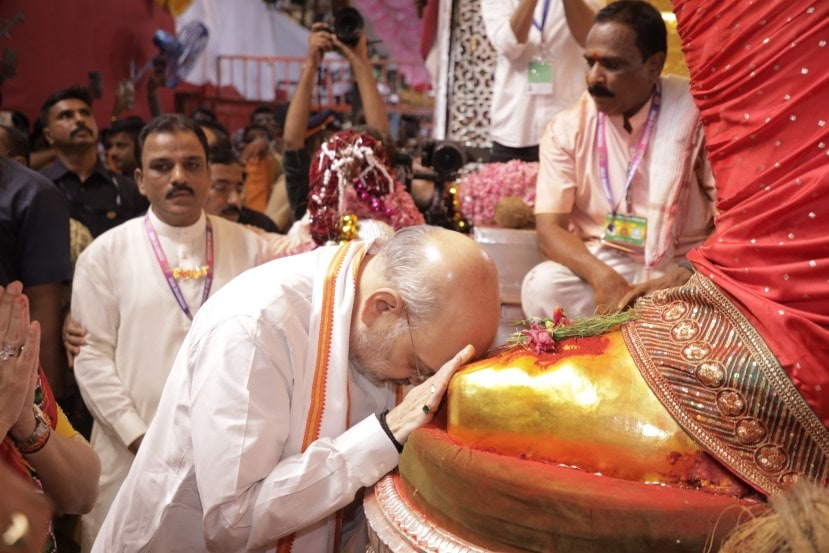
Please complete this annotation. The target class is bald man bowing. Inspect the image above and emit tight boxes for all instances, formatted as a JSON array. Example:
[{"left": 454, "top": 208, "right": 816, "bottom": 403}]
[{"left": 93, "top": 225, "right": 501, "bottom": 553}]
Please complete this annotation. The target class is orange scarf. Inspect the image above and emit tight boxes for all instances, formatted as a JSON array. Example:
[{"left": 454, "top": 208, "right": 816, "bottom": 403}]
[{"left": 277, "top": 240, "right": 368, "bottom": 553}]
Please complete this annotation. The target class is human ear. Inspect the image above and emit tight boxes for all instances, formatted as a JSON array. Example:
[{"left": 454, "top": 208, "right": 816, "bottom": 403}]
[
  {"left": 42, "top": 126, "right": 55, "bottom": 146},
  {"left": 647, "top": 51, "right": 666, "bottom": 81},
  {"left": 359, "top": 288, "right": 403, "bottom": 327},
  {"left": 134, "top": 168, "right": 147, "bottom": 196}
]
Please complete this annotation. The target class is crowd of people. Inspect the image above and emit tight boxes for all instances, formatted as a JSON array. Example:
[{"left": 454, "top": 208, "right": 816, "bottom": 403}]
[
  {"left": 1, "top": 16, "right": 438, "bottom": 552},
  {"left": 0, "top": 0, "right": 827, "bottom": 551}
]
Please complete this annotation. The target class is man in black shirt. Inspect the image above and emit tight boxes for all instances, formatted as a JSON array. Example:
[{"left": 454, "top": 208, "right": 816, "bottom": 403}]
[{"left": 39, "top": 86, "right": 148, "bottom": 238}]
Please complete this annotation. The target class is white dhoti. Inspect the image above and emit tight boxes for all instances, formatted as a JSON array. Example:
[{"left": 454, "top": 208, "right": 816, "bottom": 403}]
[{"left": 521, "top": 243, "right": 676, "bottom": 318}]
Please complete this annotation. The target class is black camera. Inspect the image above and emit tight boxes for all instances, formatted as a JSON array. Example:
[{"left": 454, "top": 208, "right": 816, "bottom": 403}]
[
  {"left": 421, "top": 140, "right": 467, "bottom": 178},
  {"left": 333, "top": 7, "right": 364, "bottom": 47}
]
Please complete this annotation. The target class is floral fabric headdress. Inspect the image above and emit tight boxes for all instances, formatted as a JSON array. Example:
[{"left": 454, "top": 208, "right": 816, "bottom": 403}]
[{"left": 308, "top": 130, "right": 424, "bottom": 245}]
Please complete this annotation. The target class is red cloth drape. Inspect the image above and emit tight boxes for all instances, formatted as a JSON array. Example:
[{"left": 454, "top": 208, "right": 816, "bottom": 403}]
[
  {"left": 1, "top": 367, "right": 60, "bottom": 481},
  {"left": 676, "top": 0, "right": 829, "bottom": 424},
  {"left": 419, "top": 0, "right": 440, "bottom": 61}
]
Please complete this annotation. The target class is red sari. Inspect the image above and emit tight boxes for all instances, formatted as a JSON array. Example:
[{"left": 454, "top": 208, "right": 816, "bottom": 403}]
[
  {"left": 676, "top": 0, "right": 829, "bottom": 426},
  {"left": 1, "top": 368, "right": 61, "bottom": 552}
]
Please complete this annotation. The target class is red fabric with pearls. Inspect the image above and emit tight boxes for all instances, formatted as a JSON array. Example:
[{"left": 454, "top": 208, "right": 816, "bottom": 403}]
[{"left": 676, "top": 0, "right": 829, "bottom": 425}]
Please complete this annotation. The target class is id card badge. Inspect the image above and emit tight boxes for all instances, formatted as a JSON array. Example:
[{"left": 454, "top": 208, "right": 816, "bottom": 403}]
[
  {"left": 527, "top": 59, "right": 554, "bottom": 95},
  {"left": 602, "top": 213, "right": 647, "bottom": 250}
]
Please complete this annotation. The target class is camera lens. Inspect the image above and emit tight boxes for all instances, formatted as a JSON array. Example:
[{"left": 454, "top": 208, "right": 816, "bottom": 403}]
[
  {"left": 334, "top": 7, "right": 364, "bottom": 47},
  {"left": 432, "top": 142, "right": 466, "bottom": 176}
]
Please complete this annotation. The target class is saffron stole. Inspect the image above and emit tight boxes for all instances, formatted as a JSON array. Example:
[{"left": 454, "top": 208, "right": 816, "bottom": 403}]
[{"left": 277, "top": 242, "right": 366, "bottom": 553}]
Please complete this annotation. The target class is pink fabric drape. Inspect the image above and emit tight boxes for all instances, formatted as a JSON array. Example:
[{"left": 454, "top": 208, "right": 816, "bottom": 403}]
[{"left": 352, "top": 0, "right": 432, "bottom": 87}]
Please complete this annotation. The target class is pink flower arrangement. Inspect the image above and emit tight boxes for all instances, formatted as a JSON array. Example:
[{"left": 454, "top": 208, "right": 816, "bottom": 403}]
[
  {"left": 523, "top": 322, "right": 557, "bottom": 354},
  {"left": 516, "top": 307, "right": 574, "bottom": 354},
  {"left": 458, "top": 160, "right": 538, "bottom": 227},
  {"left": 510, "top": 306, "right": 638, "bottom": 354}
]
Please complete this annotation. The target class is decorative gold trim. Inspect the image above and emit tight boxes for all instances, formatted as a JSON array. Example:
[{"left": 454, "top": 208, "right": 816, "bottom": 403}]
[{"left": 622, "top": 273, "right": 829, "bottom": 495}]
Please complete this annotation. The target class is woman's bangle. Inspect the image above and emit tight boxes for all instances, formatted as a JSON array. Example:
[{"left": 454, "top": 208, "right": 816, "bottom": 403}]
[
  {"left": 14, "top": 406, "right": 52, "bottom": 455},
  {"left": 376, "top": 409, "right": 404, "bottom": 453}
]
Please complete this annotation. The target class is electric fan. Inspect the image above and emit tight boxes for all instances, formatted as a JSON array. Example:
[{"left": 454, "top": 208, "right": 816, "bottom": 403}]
[{"left": 132, "top": 21, "right": 209, "bottom": 88}]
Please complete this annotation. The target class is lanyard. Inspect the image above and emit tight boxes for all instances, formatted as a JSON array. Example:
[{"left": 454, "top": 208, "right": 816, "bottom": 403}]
[
  {"left": 144, "top": 213, "right": 214, "bottom": 320},
  {"left": 532, "top": 0, "right": 552, "bottom": 33},
  {"left": 597, "top": 88, "right": 661, "bottom": 216}
]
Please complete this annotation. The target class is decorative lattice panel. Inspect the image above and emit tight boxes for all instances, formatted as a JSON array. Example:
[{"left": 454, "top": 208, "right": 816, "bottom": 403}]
[{"left": 446, "top": 0, "right": 495, "bottom": 147}]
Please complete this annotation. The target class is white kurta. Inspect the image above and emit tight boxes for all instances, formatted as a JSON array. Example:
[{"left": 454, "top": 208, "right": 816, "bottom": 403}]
[
  {"left": 92, "top": 245, "right": 400, "bottom": 553},
  {"left": 481, "top": 0, "right": 602, "bottom": 148},
  {"left": 72, "top": 210, "right": 271, "bottom": 549},
  {"left": 522, "top": 77, "right": 717, "bottom": 318}
]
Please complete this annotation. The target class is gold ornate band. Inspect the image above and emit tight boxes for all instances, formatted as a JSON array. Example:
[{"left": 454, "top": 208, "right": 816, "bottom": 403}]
[{"left": 622, "top": 273, "right": 829, "bottom": 495}]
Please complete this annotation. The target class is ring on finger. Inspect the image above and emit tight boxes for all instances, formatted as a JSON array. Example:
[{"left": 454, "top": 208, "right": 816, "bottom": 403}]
[
  {"left": 0, "top": 342, "right": 23, "bottom": 361},
  {"left": 422, "top": 404, "right": 431, "bottom": 414}
]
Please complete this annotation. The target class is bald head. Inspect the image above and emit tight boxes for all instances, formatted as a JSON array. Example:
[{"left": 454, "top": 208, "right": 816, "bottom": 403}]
[
  {"left": 379, "top": 226, "right": 501, "bottom": 361},
  {"left": 351, "top": 226, "right": 501, "bottom": 385}
]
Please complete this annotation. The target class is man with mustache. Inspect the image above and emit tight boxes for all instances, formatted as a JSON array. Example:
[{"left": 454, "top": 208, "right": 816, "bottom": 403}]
[
  {"left": 204, "top": 142, "right": 245, "bottom": 223},
  {"left": 203, "top": 141, "right": 280, "bottom": 233},
  {"left": 70, "top": 114, "right": 271, "bottom": 551},
  {"left": 522, "top": 0, "right": 716, "bottom": 318},
  {"left": 39, "top": 86, "right": 148, "bottom": 238}
]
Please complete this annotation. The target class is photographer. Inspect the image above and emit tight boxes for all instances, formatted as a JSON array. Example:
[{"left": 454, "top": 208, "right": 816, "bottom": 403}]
[{"left": 282, "top": 18, "right": 391, "bottom": 223}]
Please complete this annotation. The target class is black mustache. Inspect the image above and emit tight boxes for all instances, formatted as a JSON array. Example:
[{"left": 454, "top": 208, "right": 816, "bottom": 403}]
[
  {"left": 166, "top": 184, "right": 195, "bottom": 197},
  {"left": 221, "top": 205, "right": 241, "bottom": 217},
  {"left": 588, "top": 85, "right": 614, "bottom": 98},
  {"left": 71, "top": 126, "right": 93, "bottom": 137}
]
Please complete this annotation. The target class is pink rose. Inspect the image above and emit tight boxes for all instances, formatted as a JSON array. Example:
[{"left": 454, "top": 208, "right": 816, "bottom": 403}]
[{"left": 523, "top": 323, "right": 556, "bottom": 354}]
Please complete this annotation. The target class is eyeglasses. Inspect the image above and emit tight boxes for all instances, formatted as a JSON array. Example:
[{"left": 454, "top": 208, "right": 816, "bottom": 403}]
[{"left": 404, "top": 306, "right": 424, "bottom": 384}]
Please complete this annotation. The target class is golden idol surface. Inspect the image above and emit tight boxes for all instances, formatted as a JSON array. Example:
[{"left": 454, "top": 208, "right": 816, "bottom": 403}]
[{"left": 448, "top": 330, "right": 707, "bottom": 484}]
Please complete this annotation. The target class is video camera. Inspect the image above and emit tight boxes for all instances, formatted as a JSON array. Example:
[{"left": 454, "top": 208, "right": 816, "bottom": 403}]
[{"left": 420, "top": 140, "right": 467, "bottom": 179}]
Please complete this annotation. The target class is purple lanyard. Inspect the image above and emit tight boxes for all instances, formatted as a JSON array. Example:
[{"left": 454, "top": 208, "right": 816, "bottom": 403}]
[
  {"left": 144, "top": 213, "right": 214, "bottom": 320},
  {"left": 597, "top": 88, "right": 661, "bottom": 215},
  {"left": 532, "top": 0, "right": 552, "bottom": 32}
]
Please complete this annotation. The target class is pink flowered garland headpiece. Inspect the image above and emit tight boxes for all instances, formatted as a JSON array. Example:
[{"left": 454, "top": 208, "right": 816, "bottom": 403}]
[{"left": 308, "top": 130, "right": 424, "bottom": 245}]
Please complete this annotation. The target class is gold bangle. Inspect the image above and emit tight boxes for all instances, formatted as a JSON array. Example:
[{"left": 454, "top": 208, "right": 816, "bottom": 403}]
[{"left": 14, "top": 405, "right": 52, "bottom": 455}]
